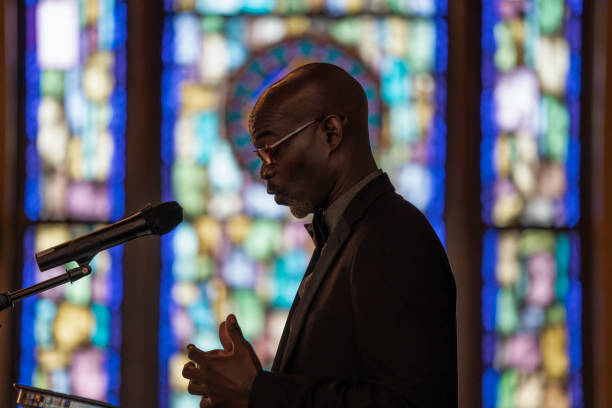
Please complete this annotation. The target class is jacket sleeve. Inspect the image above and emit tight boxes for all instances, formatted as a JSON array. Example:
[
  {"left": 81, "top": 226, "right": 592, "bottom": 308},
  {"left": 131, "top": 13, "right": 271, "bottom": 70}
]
[
  {"left": 248, "top": 225, "right": 456, "bottom": 408},
  {"left": 248, "top": 370, "right": 417, "bottom": 408}
]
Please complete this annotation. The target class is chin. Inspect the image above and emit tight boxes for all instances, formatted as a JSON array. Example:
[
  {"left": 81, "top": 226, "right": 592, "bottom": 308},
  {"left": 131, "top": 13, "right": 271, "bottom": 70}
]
[
  {"left": 288, "top": 199, "right": 315, "bottom": 218},
  {"left": 274, "top": 194, "right": 313, "bottom": 218},
  {"left": 289, "top": 206, "right": 310, "bottom": 219}
]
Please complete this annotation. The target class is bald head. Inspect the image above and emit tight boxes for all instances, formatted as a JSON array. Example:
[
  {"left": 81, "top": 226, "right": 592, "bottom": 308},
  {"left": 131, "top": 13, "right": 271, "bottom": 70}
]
[
  {"left": 249, "top": 63, "right": 370, "bottom": 148},
  {"left": 249, "top": 62, "right": 378, "bottom": 218}
]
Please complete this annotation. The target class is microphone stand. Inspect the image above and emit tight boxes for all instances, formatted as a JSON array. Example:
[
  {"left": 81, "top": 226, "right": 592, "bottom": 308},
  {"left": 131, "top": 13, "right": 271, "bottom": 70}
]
[{"left": 0, "top": 265, "right": 92, "bottom": 318}]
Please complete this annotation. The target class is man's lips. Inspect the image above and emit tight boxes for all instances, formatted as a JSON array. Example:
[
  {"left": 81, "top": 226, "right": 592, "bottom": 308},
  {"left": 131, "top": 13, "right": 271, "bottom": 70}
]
[
  {"left": 266, "top": 184, "right": 288, "bottom": 205},
  {"left": 266, "top": 183, "right": 278, "bottom": 195}
]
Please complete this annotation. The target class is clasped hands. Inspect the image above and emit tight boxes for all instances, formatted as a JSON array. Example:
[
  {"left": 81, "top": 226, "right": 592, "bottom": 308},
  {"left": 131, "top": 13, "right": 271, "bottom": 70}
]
[{"left": 182, "top": 314, "right": 262, "bottom": 408}]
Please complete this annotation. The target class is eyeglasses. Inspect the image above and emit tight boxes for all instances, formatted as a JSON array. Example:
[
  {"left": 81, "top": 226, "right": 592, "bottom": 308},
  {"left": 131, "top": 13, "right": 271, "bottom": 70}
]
[{"left": 252, "top": 119, "right": 319, "bottom": 165}]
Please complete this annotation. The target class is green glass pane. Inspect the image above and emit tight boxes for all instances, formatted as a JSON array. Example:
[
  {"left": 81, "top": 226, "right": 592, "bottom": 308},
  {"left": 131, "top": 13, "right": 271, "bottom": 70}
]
[
  {"left": 542, "top": 96, "right": 569, "bottom": 163},
  {"left": 497, "top": 370, "right": 518, "bottom": 407},
  {"left": 201, "top": 15, "right": 224, "bottom": 33},
  {"left": 277, "top": 0, "right": 308, "bottom": 14},
  {"left": 387, "top": 0, "right": 403, "bottom": 13},
  {"left": 172, "top": 162, "right": 207, "bottom": 216},
  {"left": 243, "top": 219, "right": 282, "bottom": 261},
  {"left": 330, "top": 18, "right": 360, "bottom": 45},
  {"left": 32, "top": 367, "right": 49, "bottom": 389},
  {"left": 546, "top": 303, "right": 566, "bottom": 325},
  {"left": 555, "top": 234, "right": 570, "bottom": 299},
  {"left": 494, "top": 23, "right": 517, "bottom": 72},
  {"left": 497, "top": 289, "right": 518, "bottom": 335},
  {"left": 537, "top": 0, "right": 565, "bottom": 34},
  {"left": 197, "top": 254, "right": 214, "bottom": 280},
  {"left": 41, "top": 70, "right": 65, "bottom": 98},
  {"left": 407, "top": 20, "right": 436, "bottom": 72},
  {"left": 519, "top": 230, "right": 555, "bottom": 256},
  {"left": 233, "top": 290, "right": 265, "bottom": 339},
  {"left": 65, "top": 275, "right": 92, "bottom": 306}
]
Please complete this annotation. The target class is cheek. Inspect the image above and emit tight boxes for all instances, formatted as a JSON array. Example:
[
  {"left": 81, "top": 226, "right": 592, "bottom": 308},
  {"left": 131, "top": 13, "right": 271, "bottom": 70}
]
[
  {"left": 279, "top": 161, "right": 307, "bottom": 188},
  {"left": 278, "top": 157, "right": 319, "bottom": 192},
  {"left": 274, "top": 140, "right": 328, "bottom": 195}
]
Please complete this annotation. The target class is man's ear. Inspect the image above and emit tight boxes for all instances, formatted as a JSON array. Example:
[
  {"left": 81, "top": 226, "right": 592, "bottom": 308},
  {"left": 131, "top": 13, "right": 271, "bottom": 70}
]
[{"left": 322, "top": 114, "right": 344, "bottom": 153}]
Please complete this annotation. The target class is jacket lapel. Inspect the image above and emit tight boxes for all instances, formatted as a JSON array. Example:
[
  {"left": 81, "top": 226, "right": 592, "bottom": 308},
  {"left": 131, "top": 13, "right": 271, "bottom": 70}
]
[
  {"left": 278, "top": 218, "right": 351, "bottom": 371},
  {"left": 271, "top": 239, "right": 320, "bottom": 372},
  {"left": 270, "top": 293, "right": 298, "bottom": 371},
  {"left": 277, "top": 173, "right": 395, "bottom": 371}
]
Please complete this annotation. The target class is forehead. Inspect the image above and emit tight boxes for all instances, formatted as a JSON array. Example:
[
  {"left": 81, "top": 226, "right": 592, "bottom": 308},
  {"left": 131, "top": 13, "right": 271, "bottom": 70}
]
[
  {"left": 249, "top": 108, "right": 286, "bottom": 143},
  {"left": 249, "top": 97, "right": 298, "bottom": 141},
  {"left": 249, "top": 78, "right": 318, "bottom": 142}
]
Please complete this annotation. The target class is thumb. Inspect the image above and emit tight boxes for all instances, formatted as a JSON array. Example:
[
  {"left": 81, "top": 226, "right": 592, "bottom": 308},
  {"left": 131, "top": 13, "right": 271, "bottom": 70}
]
[
  {"left": 225, "top": 314, "right": 244, "bottom": 341},
  {"left": 217, "top": 315, "right": 242, "bottom": 354},
  {"left": 226, "top": 314, "right": 263, "bottom": 371},
  {"left": 218, "top": 321, "right": 233, "bottom": 353}
]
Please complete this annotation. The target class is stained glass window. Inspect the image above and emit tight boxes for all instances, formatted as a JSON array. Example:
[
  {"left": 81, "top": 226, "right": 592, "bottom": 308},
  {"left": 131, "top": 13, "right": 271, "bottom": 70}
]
[
  {"left": 160, "top": 2, "right": 448, "bottom": 407},
  {"left": 481, "top": 0, "right": 583, "bottom": 406},
  {"left": 20, "top": 0, "right": 127, "bottom": 404}
]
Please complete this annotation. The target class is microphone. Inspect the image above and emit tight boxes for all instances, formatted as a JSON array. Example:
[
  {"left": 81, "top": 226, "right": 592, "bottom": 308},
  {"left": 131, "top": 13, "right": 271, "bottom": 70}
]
[{"left": 35, "top": 201, "right": 183, "bottom": 271}]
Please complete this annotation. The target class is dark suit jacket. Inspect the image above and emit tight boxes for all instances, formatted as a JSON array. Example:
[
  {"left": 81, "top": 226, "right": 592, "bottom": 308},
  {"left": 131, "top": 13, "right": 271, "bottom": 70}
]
[{"left": 249, "top": 173, "right": 458, "bottom": 407}]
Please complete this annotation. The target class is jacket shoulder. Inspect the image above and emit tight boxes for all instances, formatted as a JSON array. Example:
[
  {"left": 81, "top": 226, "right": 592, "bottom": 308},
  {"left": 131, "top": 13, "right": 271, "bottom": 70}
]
[{"left": 359, "top": 191, "right": 442, "bottom": 247}]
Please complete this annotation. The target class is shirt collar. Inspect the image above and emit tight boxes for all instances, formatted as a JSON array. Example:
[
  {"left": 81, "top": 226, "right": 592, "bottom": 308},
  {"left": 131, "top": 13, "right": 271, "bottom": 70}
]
[{"left": 323, "top": 169, "right": 382, "bottom": 234}]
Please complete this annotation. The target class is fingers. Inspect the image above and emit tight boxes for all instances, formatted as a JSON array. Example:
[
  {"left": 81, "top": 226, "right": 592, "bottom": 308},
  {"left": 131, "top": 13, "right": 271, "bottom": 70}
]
[
  {"left": 187, "top": 344, "right": 223, "bottom": 366},
  {"left": 200, "top": 397, "right": 213, "bottom": 408},
  {"left": 186, "top": 314, "right": 263, "bottom": 372},
  {"left": 182, "top": 361, "right": 202, "bottom": 381},
  {"left": 187, "top": 380, "right": 208, "bottom": 396},
  {"left": 218, "top": 321, "right": 234, "bottom": 353}
]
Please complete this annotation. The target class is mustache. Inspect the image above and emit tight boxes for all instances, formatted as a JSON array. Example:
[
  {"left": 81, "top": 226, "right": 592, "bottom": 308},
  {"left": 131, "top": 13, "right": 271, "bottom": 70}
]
[{"left": 266, "top": 182, "right": 281, "bottom": 195}]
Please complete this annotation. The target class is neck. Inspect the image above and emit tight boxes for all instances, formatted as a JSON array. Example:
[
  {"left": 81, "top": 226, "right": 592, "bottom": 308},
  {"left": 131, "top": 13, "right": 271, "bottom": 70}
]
[{"left": 322, "top": 153, "right": 378, "bottom": 211}]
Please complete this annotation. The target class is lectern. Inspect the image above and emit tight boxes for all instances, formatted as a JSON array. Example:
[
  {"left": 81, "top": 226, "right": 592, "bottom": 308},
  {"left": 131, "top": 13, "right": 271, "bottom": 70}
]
[{"left": 14, "top": 384, "right": 118, "bottom": 408}]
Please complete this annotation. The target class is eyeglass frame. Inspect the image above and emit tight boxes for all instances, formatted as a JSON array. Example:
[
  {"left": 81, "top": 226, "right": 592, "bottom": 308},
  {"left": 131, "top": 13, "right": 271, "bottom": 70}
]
[{"left": 252, "top": 119, "right": 320, "bottom": 165}]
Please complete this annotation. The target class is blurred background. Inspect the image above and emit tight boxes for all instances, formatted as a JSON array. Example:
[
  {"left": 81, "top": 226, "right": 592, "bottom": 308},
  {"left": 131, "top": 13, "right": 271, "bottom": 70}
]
[{"left": 1, "top": 0, "right": 611, "bottom": 407}]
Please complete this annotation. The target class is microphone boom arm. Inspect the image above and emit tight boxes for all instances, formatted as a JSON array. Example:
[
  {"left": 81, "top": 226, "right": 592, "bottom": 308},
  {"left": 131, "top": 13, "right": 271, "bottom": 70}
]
[{"left": 0, "top": 264, "right": 92, "bottom": 312}]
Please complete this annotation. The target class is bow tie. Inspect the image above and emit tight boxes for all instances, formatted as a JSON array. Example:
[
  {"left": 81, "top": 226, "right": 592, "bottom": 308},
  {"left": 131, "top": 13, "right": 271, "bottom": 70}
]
[
  {"left": 310, "top": 210, "right": 329, "bottom": 250},
  {"left": 298, "top": 210, "right": 329, "bottom": 299}
]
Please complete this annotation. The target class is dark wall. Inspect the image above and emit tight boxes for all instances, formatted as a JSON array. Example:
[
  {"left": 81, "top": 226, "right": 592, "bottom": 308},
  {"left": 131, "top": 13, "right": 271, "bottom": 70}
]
[
  {"left": 121, "top": 0, "right": 164, "bottom": 406},
  {"left": 0, "top": 0, "right": 19, "bottom": 405},
  {"left": 446, "top": 3, "right": 482, "bottom": 407},
  {"left": 588, "top": 0, "right": 612, "bottom": 406}
]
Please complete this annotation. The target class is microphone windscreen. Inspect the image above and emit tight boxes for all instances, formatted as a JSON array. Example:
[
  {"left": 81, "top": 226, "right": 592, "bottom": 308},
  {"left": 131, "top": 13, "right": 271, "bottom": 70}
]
[{"left": 144, "top": 201, "right": 183, "bottom": 235}]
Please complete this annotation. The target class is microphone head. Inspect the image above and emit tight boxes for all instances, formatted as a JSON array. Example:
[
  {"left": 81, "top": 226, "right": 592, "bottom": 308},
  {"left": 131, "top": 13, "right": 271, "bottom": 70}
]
[{"left": 143, "top": 201, "right": 183, "bottom": 235}]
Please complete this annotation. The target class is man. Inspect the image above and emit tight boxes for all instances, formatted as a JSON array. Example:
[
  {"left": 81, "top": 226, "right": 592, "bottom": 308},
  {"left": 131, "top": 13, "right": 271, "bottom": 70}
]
[{"left": 182, "top": 63, "right": 457, "bottom": 407}]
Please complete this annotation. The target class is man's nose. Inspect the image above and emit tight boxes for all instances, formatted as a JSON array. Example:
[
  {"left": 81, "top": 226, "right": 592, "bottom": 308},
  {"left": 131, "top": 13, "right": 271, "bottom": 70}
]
[{"left": 260, "top": 163, "right": 275, "bottom": 180}]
